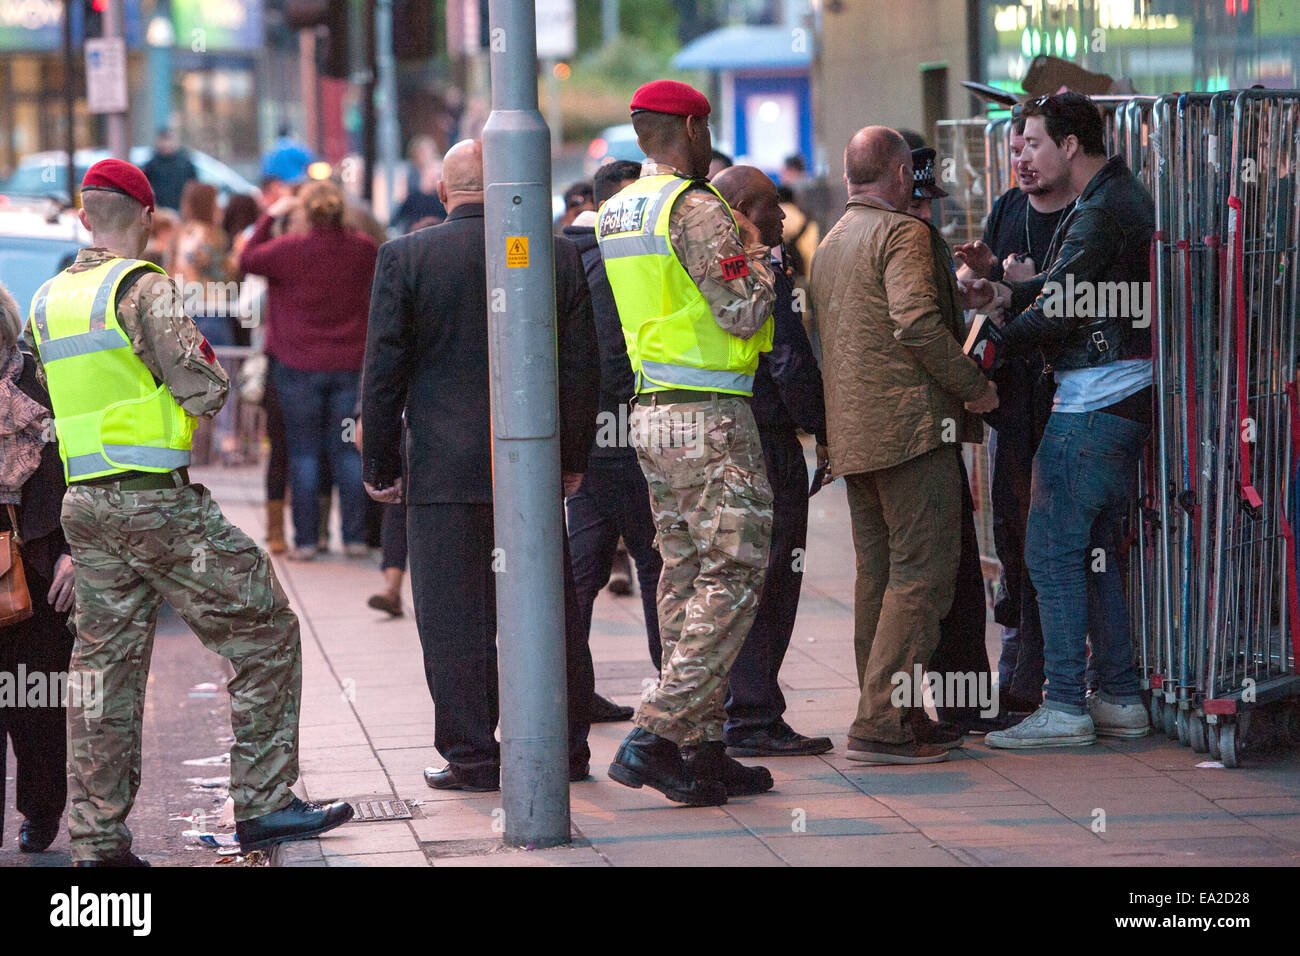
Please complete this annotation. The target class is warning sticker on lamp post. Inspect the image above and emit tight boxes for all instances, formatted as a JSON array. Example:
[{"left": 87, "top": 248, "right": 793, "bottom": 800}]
[
  {"left": 85, "top": 38, "right": 129, "bottom": 115},
  {"left": 507, "top": 237, "right": 530, "bottom": 267}
]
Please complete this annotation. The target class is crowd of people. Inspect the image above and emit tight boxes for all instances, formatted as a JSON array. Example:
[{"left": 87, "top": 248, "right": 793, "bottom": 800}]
[{"left": 0, "top": 81, "right": 1160, "bottom": 860}]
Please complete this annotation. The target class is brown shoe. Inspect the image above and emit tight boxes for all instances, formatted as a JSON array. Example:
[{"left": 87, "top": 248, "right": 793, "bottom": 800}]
[
  {"left": 266, "top": 500, "right": 287, "bottom": 554},
  {"left": 845, "top": 737, "right": 949, "bottom": 764},
  {"left": 368, "top": 590, "right": 403, "bottom": 617}
]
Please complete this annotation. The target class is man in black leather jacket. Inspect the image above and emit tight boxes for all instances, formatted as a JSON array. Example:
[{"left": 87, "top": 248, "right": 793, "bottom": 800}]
[{"left": 969, "top": 93, "right": 1155, "bottom": 749}]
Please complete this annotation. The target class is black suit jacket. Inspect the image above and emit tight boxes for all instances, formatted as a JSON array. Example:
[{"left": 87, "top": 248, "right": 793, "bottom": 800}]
[{"left": 362, "top": 203, "right": 599, "bottom": 504}]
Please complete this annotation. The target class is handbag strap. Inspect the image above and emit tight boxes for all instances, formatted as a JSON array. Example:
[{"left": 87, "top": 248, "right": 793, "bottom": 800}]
[{"left": 4, "top": 503, "right": 20, "bottom": 549}]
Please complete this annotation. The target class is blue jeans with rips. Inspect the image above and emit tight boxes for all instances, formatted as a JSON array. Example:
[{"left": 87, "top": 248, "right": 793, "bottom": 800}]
[{"left": 1025, "top": 409, "right": 1149, "bottom": 714}]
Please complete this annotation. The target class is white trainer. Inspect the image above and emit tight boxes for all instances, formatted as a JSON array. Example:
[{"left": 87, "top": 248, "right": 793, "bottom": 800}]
[
  {"left": 1088, "top": 696, "right": 1151, "bottom": 738},
  {"left": 985, "top": 706, "right": 1096, "bottom": 749}
]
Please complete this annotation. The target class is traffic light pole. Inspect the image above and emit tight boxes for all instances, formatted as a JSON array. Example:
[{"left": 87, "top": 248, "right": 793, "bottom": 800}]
[{"left": 482, "top": 0, "right": 570, "bottom": 849}]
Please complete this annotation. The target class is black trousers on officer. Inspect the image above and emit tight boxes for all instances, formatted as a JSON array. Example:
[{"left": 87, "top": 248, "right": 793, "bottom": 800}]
[
  {"left": 0, "top": 562, "right": 74, "bottom": 844},
  {"left": 407, "top": 502, "right": 592, "bottom": 787},
  {"left": 723, "top": 427, "right": 808, "bottom": 744},
  {"left": 929, "top": 450, "right": 994, "bottom": 725},
  {"left": 566, "top": 455, "right": 663, "bottom": 669}
]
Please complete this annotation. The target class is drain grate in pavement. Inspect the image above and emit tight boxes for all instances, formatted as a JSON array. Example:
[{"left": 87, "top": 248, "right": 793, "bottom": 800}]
[{"left": 349, "top": 798, "right": 416, "bottom": 822}]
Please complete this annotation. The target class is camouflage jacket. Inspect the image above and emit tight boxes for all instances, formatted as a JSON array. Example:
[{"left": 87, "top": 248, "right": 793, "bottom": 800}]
[{"left": 641, "top": 161, "right": 775, "bottom": 340}]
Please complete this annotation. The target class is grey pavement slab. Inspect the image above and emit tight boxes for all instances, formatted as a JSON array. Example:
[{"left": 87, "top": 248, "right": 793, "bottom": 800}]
[{"left": 194, "top": 465, "right": 1300, "bottom": 867}]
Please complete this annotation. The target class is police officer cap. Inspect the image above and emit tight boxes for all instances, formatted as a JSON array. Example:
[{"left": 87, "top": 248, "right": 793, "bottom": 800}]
[
  {"left": 82, "top": 159, "right": 157, "bottom": 212},
  {"left": 911, "top": 147, "right": 948, "bottom": 200},
  {"left": 630, "top": 80, "right": 711, "bottom": 119}
]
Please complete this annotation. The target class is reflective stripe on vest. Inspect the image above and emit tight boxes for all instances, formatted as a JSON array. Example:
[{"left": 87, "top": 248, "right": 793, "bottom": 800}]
[
  {"left": 595, "top": 174, "right": 773, "bottom": 397},
  {"left": 29, "top": 258, "right": 196, "bottom": 482}
]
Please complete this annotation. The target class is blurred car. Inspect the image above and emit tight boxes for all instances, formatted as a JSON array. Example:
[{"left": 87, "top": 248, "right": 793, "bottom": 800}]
[
  {"left": 585, "top": 124, "right": 645, "bottom": 178},
  {"left": 0, "top": 147, "right": 260, "bottom": 209},
  {"left": 0, "top": 201, "right": 87, "bottom": 321}
]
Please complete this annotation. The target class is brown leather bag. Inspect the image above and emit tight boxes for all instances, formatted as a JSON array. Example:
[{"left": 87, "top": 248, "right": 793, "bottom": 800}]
[{"left": 0, "top": 503, "right": 33, "bottom": 628}]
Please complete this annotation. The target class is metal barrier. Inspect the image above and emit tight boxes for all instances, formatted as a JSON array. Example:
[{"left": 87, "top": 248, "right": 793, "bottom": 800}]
[{"left": 191, "top": 345, "right": 265, "bottom": 468}]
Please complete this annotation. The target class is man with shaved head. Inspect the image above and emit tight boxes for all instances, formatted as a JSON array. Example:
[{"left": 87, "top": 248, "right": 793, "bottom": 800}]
[
  {"left": 597, "top": 81, "right": 777, "bottom": 807},
  {"left": 710, "top": 165, "right": 833, "bottom": 758},
  {"left": 811, "top": 126, "right": 997, "bottom": 765},
  {"left": 362, "top": 140, "right": 602, "bottom": 791}
]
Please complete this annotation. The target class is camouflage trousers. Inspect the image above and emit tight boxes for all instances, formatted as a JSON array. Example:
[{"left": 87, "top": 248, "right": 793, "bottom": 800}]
[
  {"left": 631, "top": 394, "right": 773, "bottom": 746},
  {"left": 61, "top": 482, "right": 302, "bottom": 862}
]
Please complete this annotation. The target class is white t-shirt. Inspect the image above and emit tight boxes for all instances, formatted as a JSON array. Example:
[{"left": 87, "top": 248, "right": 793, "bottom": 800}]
[{"left": 1052, "top": 358, "right": 1152, "bottom": 413}]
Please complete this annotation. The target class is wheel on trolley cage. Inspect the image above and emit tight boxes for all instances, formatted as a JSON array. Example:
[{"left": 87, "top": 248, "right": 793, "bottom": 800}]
[
  {"left": 1207, "top": 721, "right": 1222, "bottom": 760},
  {"left": 1150, "top": 695, "right": 1164, "bottom": 730},
  {"left": 1188, "top": 714, "right": 1208, "bottom": 753},
  {"left": 1219, "top": 719, "right": 1240, "bottom": 768},
  {"left": 1175, "top": 708, "right": 1190, "bottom": 746},
  {"left": 1163, "top": 700, "right": 1179, "bottom": 739},
  {"left": 1280, "top": 707, "right": 1300, "bottom": 748}
]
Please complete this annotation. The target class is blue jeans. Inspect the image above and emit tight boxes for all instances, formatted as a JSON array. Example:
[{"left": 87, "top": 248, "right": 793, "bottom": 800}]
[
  {"left": 1025, "top": 410, "right": 1148, "bottom": 714},
  {"left": 271, "top": 360, "right": 366, "bottom": 548}
]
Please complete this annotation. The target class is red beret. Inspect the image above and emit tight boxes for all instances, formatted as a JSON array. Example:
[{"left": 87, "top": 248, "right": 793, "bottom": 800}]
[
  {"left": 82, "top": 159, "right": 156, "bottom": 212},
  {"left": 630, "top": 80, "right": 711, "bottom": 119}
]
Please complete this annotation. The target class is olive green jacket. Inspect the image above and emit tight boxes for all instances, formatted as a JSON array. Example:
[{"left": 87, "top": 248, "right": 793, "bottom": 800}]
[{"left": 811, "top": 194, "right": 986, "bottom": 476}]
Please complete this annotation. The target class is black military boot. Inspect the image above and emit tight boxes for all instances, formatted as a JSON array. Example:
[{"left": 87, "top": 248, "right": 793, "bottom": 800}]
[
  {"left": 236, "top": 797, "right": 355, "bottom": 853},
  {"left": 74, "top": 851, "right": 150, "bottom": 867},
  {"left": 608, "top": 728, "right": 727, "bottom": 806},
  {"left": 683, "top": 741, "right": 774, "bottom": 797}
]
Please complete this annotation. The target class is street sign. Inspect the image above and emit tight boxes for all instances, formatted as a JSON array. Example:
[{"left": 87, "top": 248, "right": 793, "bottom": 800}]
[
  {"left": 535, "top": 0, "right": 575, "bottom": 59},
  {"left": 84, "top": 37, "right": 128, "bottom": 115}
]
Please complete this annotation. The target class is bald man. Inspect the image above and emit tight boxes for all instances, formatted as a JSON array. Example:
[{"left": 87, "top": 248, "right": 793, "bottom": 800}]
[
  {"left": 362, "top": 140, "right": 602, "bottom": 790},
  {"left": 811, "top": 126, "right": 997, "bottom": 765},
  {"left": 710, "top": 166, "right": 833, "bottom": 757}
]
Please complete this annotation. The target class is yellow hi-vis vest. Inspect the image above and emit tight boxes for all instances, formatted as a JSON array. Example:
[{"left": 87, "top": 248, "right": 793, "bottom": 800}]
[
  {"left": 28, "top": 258, "right": 196, "bottom": 482},
  {"left": 596, "top": 174, "right": 773, "bottom": 396}
]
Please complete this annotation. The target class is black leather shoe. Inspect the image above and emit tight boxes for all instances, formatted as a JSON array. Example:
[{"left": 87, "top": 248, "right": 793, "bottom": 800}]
[
  {"left": 608, "top": 728, "right": 727, "bottom": 806},
  {"left": 726, "top": 721, "right": 833, "bottom": 757},
  {"left": 235, "top": 797, "right": 355, "bottom": 853},
  {"left": 569, "top": 763, "right": 590, "bottom": 783},
  {"left": 19, "top": 818, "right": 59, "bottom": 854},
  {"left": 74, "top": 851, "right": 150, "bottom": 867},
  {"left": 423, "top": 766, "right": 499, "bottom": 792},
  {"left": 910, "top": 715, "right": 966, "bottom": 749},
  {"left": 684, "top": 741, "right": 774, "bottom": 796},
  {"left": 958, "top": 712, "right": 1021, "bottom": 734},
  {"left": 590, "top": 693, "right": 634, "bottom": 723}
]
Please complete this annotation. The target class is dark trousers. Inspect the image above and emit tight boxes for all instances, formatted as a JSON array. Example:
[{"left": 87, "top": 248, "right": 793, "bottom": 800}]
[
  {"left": 930, "top": 452, "right": 994, "bottom": 724},
  {"left": 0, "top": 563, "right": 74, "bottom": 844},
  {"left": 724, "top": 428, "right": 808, "bottom": 743},
  {"left": 408, "top": 501, "right": 592, "bottom": 785},
  {"left": 565, "top": 455, "right": 663, "bottom": 668},
  {"left": 263, "top": 371, "right": 288, "bottom": 503},
  {"left": 380, "top": 502, "right": 408, "bottom": 571},
  {"left": 989, "top": 359, "right": 1054, "bottom": 701}
]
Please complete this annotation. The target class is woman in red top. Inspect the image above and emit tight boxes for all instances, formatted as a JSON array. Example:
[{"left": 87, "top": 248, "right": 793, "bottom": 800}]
[{"left": 240, "top": 181, "right": 379, "bottom": 560}]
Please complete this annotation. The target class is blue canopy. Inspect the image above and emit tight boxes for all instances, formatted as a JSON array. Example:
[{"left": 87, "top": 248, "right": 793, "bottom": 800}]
[{"left": 672, "top": 25, "right": 812, "bottom": 72}]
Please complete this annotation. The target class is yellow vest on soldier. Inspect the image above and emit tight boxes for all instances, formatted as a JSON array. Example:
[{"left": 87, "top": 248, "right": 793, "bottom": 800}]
[
  {"left": 28, "top": 258, "right": 196, "bottom": 482},
  {"left": 597, "top": 174, "right": 773, "bottom": 396}
]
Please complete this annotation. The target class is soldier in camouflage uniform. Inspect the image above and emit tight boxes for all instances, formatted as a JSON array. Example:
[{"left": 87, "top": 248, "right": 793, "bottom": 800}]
[
  {"left": 597, "top": 81, "right": 777, "bottom": 806},
  {"left": 23, "top": 159, "right": 351, "bottom": 865}
]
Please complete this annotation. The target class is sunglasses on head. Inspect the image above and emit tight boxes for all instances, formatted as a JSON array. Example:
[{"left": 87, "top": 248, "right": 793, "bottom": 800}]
[{"left": 1012, "top": 94, "right": 1058, "bottom": 119}]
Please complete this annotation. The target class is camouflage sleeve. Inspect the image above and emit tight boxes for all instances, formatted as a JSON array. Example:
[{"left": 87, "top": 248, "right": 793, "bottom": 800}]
[
  {"left": 669, "top": 188, "right": 775, "bottom": 340},
  {"left": 20, "top": 321, "right": 46, "bottom": 389},
  {"left": 119, "top": 271, "right": 230, "bottom": 419}
]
